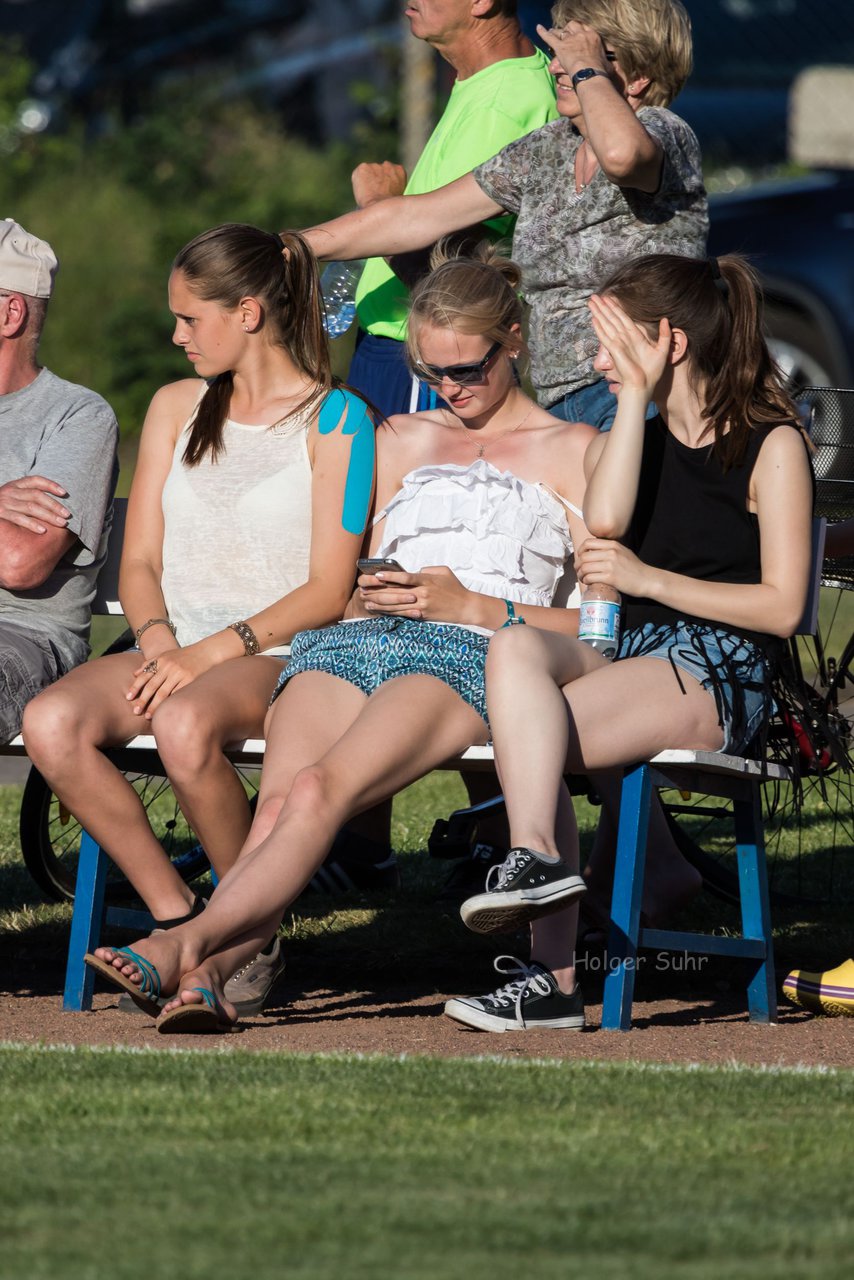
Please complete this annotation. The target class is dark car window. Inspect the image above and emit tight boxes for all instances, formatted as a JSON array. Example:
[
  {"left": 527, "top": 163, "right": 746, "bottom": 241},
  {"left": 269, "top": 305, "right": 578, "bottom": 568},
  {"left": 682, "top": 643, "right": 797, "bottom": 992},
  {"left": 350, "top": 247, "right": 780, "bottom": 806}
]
[{"left": 687, "top": 0, "right": 854, "bottom": 87}]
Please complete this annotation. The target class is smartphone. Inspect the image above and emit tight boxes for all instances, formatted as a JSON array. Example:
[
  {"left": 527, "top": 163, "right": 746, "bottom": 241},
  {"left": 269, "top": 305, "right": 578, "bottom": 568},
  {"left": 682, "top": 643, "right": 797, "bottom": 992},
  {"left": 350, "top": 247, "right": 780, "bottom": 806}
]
[{"left": 357, "top": 557, "right": 404, "bottom": 574}]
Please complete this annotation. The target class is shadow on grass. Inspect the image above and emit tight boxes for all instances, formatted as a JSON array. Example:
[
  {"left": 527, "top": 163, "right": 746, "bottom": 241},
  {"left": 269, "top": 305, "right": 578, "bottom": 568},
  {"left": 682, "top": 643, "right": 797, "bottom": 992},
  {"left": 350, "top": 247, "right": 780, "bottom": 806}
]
[{"left": 3, "top": 839, "right": 853, "bottom": 1016}]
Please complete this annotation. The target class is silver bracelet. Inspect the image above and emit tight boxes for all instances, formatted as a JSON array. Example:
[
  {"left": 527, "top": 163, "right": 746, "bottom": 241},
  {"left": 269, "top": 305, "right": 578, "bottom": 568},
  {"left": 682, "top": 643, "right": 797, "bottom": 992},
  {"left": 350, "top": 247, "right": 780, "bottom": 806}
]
[
  {"left": 135, "top": 617, "right": 176, "bottom": 641},
  {"left": 229, "top": 619, "right": 261, "bottom": 656}
]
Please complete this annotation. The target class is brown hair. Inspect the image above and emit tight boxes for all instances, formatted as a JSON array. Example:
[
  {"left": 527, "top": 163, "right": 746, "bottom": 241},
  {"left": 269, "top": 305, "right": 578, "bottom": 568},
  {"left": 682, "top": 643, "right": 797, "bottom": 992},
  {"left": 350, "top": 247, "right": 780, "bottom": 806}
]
[
  {"left": 173, "top": 224, "right": 331, "bottom": 466},
  {"left": 406, "top": 240, "right": 526, "bottom": 370},
  {"left": 550, "top": 0, "right": 692, "bottom": 107},
  {"left": 600, "top": 253, "right": 800, "bottom": 469}
]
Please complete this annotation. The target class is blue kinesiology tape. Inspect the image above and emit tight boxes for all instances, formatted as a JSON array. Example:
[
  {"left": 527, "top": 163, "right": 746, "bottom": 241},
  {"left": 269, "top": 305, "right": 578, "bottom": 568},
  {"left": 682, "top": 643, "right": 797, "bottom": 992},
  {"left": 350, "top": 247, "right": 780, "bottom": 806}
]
[{"left": 318, "top": 388, "right": 375, "bottom": 535}]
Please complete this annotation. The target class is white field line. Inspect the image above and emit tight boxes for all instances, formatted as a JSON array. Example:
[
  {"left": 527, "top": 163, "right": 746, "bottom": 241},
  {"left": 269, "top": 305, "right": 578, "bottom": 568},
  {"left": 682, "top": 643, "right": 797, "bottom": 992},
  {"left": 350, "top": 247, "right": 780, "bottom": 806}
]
[{"left": 0, "top": 1039, "right": 848, "bottom": 1078}]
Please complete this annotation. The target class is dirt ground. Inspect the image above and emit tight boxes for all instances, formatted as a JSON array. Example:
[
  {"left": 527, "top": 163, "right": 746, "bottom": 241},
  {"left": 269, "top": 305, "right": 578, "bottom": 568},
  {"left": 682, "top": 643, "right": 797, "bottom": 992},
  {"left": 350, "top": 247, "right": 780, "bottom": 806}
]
[{"left": 2, "top": 953, "right": 852, "bottom": 1068}]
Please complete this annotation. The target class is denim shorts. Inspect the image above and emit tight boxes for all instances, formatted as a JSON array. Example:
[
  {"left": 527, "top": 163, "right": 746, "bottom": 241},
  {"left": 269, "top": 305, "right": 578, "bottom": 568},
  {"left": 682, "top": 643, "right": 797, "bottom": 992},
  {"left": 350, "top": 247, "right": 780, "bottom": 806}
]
[
  {"left": 0, "top": 623, "right": 66, "bottom": 745},
  {"left": 272, "top": 617, "right": 491, "bottom": 724},
  {"left": 616, "top": 620, "right": 771, "bottom": 754}
]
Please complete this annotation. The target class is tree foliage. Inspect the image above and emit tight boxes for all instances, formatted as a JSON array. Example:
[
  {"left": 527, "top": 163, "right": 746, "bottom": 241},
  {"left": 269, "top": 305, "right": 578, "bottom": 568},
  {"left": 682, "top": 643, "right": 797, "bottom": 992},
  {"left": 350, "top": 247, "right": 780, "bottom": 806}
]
[{"left": 0, "top": 54, "right": 377, "bottom": 435}]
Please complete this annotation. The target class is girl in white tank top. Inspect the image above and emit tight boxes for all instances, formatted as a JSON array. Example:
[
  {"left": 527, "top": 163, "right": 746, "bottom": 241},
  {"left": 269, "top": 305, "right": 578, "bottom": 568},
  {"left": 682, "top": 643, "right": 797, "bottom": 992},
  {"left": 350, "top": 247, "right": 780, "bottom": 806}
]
[{"left": 24, "top": 225, "right": 375, "bottom": 960}]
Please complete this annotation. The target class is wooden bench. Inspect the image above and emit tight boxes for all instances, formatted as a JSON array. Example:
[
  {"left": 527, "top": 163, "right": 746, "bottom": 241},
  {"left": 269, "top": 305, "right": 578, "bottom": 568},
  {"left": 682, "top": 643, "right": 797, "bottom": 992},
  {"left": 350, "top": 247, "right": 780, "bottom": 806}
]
[{"left": 4, "top": 499, "right": 822, "bottom": 1027}]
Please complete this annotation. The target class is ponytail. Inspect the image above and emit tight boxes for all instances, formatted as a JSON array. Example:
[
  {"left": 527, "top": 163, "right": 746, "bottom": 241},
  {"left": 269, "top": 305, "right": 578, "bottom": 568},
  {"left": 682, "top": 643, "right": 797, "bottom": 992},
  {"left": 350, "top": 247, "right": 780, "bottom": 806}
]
[{"left": 173, "top": 224, "right": 333, "bottom": 466}]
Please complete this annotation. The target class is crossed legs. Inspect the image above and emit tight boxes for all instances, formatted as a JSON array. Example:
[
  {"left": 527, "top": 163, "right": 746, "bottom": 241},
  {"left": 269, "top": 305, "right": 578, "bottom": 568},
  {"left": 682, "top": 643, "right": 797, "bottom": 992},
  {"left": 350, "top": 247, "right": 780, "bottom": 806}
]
[
  {"left": 92, "top": 669, "right": 488, "bottom": 1019},
  {"left": 22, "top": 653, "right": 285, "bottom": 920},
  {"left": 485, "top": 626, "right": 723, "bottom": 987}
]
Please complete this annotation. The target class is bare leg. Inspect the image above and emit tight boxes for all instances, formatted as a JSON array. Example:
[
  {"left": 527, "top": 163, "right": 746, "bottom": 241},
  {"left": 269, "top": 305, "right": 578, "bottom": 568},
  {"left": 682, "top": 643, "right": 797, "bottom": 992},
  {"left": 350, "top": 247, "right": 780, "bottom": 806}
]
[
  {"left": 98, "top": 672, "right": 487, "bottom": 1014},
  {"left": 22, "top": 653, "right": 196, "bottom": 920},
  {"left": 486, "top": 626, "right": 605, "bottom": 862},
  {"left": 526, "top": 785, "right": 581, "bottom": 994},
  {"left": 486, "top": 629, "right": 723, "bottom": 981},
  {"left": 151, "top": 656, "right": 285, "bottom": 880}
]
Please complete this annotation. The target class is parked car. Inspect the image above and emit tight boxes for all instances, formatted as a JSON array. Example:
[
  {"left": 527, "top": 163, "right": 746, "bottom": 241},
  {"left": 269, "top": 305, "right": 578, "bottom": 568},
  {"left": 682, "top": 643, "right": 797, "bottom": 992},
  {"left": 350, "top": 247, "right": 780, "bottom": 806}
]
[
  {"left": 708, "top": 168, "right": 854, "bottom": 391},
  {"left": 676, "top": 0, "right": 854, "bottom": 166}
]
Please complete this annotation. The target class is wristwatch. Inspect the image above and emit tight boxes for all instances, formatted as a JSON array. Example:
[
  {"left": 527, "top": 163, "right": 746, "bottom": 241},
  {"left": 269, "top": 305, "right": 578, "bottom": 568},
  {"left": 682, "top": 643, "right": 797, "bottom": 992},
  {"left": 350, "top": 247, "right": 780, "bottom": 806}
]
[{"left": 571, "top": 67, "right": 610, "bottom": 90}]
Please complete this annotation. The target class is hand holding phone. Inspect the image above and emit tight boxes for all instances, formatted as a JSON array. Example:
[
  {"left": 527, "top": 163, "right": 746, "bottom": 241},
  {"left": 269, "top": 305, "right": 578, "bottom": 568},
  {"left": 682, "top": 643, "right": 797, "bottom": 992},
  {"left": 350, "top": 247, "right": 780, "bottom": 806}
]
[{"left": 357, "top": 557, "right": 404, "bottom": 574}]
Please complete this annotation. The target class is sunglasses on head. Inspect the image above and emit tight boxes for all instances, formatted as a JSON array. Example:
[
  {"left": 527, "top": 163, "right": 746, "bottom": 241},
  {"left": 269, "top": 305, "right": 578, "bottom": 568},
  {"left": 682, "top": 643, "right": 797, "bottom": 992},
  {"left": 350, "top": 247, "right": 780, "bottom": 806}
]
[{"left": 412, "top": 340, "right": 503, "bottom": 387}]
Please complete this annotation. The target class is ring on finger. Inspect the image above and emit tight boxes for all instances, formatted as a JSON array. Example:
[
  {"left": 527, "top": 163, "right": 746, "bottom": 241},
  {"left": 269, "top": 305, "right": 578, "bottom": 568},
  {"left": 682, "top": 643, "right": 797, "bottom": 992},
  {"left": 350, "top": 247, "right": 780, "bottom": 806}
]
[{"left": 142, "top": 659, "right": 158, "bottom": 675}]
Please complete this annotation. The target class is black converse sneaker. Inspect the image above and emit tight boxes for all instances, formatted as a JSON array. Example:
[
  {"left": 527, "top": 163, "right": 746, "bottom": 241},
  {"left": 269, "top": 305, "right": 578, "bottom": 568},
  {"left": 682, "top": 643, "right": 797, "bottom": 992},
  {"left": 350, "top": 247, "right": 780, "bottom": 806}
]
[
  {"left": 444, "top": 957, "right": 585, "bottom": 1032},
  {"left": 460, "top": 847, "right": 586, "bottom": 934}
]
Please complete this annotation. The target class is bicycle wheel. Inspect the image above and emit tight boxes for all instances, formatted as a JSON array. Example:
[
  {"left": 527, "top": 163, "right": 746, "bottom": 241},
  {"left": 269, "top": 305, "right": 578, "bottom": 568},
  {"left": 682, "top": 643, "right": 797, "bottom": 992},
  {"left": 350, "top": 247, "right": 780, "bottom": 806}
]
[
  {"left": 662, "top": 592, "right": 854, "bottom": 907},
  {"left": 19, "top": 764, "right": 259, "bottom": 904}
]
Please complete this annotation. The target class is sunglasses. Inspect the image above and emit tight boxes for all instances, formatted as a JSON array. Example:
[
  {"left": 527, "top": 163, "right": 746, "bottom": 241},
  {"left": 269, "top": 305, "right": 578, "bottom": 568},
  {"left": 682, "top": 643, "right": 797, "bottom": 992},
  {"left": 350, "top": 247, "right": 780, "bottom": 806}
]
[
  {"left": 545, "top": 43, "right": 618, "bottom": 63},
  {"left": 412, "top": 340, "right": 503, "bottom": 387}
]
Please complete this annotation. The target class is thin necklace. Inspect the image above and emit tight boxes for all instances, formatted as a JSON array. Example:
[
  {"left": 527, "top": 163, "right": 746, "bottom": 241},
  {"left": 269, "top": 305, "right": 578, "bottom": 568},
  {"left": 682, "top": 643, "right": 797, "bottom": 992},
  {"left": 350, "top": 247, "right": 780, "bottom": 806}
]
[
  {"left": 576, "top": 138, "right": 598, "bottom": 192},
  {"left": 458, "top": 401, "right": 536, "bottom": 458}
]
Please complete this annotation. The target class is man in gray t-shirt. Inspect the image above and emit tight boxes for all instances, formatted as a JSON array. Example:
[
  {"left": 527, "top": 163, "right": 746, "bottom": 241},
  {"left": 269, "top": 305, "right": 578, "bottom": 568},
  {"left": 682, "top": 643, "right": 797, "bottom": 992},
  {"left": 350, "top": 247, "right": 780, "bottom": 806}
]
[{"left": 0, "top": 218, "right": 118, "bottom": 743}]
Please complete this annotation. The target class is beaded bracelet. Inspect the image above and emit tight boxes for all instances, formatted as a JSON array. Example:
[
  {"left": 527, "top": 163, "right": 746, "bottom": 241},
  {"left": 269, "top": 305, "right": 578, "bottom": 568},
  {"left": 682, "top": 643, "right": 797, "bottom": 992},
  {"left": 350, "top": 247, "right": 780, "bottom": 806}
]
[
  {"left": 229, "top": 619, "right": 261, "bottom": 656},
  {"left": 500, "top": 599, "right": 526, "bottom": 628},
  {"left": 135, "top": 617, "right": 177, "bottom": 641}
]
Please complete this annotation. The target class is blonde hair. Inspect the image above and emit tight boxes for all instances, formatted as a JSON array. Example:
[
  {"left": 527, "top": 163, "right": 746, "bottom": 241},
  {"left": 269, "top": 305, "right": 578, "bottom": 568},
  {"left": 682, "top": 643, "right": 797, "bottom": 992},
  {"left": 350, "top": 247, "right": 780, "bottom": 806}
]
[
  {"left": 406, "top": 241, "right": 526, "bottom": 369},
  {"left": 550, "top": 0, "right": 692, "bottom": 107}
]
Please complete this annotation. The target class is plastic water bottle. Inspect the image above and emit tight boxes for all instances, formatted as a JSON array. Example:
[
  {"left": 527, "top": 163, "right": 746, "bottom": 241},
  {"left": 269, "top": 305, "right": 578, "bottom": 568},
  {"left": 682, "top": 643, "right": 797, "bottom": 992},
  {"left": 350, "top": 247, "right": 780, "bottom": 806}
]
[
  {"left": 578, "top": 583, "right": 621, "bottom": 659},
  {"left": 320, "top": 260, "right": 364, "bottom": 337}
]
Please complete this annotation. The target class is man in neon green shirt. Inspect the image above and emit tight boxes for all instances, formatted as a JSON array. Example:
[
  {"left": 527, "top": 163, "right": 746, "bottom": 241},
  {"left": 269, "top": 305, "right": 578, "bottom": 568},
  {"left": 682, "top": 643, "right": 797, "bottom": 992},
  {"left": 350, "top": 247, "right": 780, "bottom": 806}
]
[{"left": 347, "top": 0, "right": 557, "bottom": 419}]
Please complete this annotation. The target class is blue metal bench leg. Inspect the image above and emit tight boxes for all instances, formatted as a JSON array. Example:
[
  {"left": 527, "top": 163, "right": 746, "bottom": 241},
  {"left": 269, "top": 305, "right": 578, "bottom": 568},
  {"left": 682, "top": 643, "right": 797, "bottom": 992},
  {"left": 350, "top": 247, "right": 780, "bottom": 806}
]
[
  {"left": 602, "top": 763, "right": 653, "bottom": 1031},
  {"left": 733, "top": 789, "right": 776, "bottom": 1023},
  {"left": 62, "top": 829, "right": 108, "bottom": 1012}
]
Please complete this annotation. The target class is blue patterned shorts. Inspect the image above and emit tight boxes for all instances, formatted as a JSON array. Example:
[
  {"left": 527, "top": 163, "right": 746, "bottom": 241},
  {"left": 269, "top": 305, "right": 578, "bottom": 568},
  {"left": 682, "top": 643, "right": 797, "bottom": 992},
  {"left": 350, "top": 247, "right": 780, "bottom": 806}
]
[
  {"left": 616, "top": 620, "right": 771, "bottom": 755},
  {"left": 272, "top": 617, "right": 491, "bottom": 724}
]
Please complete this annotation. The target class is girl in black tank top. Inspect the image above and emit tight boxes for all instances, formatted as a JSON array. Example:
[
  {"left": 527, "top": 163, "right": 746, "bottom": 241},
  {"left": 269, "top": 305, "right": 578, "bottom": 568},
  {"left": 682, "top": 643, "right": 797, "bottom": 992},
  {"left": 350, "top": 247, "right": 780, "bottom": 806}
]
[{"left": 447, "top": 254, "right": 817, "bottom": 1033}]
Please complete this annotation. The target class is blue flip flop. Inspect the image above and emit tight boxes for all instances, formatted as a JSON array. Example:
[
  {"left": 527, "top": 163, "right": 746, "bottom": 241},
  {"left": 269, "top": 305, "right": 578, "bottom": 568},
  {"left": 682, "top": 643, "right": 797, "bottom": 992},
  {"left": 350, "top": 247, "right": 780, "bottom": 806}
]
[
  {"left": 84, "top": 946, "right": 164, "bottom": 1017},
  {"left": 156, "top": 987, "right": 236, "bottom": 1035}
]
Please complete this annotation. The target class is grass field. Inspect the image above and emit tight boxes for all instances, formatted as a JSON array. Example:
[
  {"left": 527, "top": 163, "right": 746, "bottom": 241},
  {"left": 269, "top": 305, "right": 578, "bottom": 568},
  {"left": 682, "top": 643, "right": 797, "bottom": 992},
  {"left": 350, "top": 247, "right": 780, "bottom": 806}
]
[
  {"left": 1, "top": 1043, "right": 853, "bottom": 1280},
  {"left": 2, "top": 649, "right": 854, "bottom": 1279}
]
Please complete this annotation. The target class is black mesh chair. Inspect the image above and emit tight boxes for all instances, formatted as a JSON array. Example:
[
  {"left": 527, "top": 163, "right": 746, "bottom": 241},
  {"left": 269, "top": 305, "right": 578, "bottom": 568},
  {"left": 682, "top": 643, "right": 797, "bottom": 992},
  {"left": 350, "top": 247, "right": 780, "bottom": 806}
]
[{"left": 800, "top": 387, "right": 854, "bottom": 590}]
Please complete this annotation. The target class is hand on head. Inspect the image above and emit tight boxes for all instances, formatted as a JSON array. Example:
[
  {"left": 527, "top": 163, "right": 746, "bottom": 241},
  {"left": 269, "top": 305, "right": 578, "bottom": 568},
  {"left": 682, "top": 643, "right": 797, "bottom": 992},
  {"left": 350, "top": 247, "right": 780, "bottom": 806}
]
[
  {"left": 536, "top": 21, "right": 612, "bottom": 79},
  {"left": 589, "top": 293, "right": 672, "bottom": 399}
]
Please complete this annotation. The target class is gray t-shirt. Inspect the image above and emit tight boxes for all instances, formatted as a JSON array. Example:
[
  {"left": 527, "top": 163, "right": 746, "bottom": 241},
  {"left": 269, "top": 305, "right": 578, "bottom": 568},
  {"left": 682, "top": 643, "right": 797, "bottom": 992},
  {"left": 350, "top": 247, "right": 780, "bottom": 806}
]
[
  {"left": 473, "top": 107, "right": 708, "bottom": 404},
  {"left": 0, "top": 367, "right": 119, "bottom": 669}
]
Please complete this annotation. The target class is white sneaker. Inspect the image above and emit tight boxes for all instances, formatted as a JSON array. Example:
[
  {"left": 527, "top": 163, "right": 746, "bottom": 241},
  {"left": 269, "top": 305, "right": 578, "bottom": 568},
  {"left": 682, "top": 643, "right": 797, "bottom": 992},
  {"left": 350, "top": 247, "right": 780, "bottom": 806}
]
[{"left": 223, "top": 937, "right": 285, "bottom": 1015}]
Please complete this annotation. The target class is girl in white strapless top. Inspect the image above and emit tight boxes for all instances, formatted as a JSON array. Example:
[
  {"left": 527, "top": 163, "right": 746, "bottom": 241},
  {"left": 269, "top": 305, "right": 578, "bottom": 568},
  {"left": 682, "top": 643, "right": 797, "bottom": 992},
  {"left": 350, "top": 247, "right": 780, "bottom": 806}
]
[
  {"left": 23, "top": 224, "right": 374, "bottom": 937},
  {"left": 87, "top": 245, "right": 599, "bottom": 1032}
]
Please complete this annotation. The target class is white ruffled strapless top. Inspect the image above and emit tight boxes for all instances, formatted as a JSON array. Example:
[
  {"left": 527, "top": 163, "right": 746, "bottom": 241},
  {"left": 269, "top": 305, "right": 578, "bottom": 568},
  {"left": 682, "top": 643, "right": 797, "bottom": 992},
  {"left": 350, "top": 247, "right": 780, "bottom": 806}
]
[{"left": 373, "top": 459, "right": 581, "bottom": 609}]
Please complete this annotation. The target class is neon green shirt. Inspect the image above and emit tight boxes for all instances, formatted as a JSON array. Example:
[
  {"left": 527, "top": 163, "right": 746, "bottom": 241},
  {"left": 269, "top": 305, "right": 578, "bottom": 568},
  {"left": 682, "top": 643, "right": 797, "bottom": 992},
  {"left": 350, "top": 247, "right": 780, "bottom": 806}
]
[{"left": 354, "top": 48, "right": 557, "bottom": 341}]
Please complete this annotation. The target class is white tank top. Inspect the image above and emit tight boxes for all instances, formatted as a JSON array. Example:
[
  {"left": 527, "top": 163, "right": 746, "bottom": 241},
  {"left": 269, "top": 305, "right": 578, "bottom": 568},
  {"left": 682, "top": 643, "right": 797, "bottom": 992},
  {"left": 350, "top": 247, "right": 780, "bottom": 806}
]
[
  {"left": 373, "top": 459, "right": 581, "bottom": 610},
  {"left": 160, "top": 412, "right": 312, "bottom": 649}
]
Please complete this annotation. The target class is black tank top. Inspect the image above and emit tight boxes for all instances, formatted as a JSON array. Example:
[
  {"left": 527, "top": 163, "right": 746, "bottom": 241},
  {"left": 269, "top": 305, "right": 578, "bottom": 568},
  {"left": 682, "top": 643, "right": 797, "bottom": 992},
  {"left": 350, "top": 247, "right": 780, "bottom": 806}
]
[{"left": 622, "top": 416, "right": 797, "bottom": 643}]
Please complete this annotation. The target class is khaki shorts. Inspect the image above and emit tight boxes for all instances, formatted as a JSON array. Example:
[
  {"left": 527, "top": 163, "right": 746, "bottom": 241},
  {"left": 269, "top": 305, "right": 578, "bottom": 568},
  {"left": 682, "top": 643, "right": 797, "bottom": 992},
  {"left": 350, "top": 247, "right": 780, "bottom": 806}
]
[{"left": 0, "top": 624, "right": 66, "bottom": 744}]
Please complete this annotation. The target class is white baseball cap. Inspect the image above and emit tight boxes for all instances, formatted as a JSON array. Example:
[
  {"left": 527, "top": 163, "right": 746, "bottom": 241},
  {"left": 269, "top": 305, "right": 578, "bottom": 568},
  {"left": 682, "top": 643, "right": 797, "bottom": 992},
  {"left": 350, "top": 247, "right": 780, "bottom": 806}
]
[{"left": 0, "top": 218, "right": 58, "bottom": 298}]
